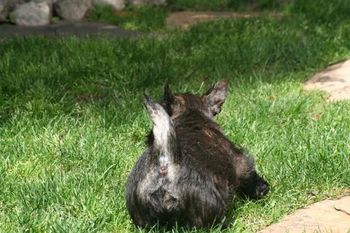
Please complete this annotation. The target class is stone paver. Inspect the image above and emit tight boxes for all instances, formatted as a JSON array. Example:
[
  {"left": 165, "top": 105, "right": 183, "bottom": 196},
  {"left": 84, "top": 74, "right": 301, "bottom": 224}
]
[
  {"left": 304, "top": 59, "right": 350, "bottom": 101},
  {"left": 166, "top": 11, "right": 282, "bottom": 29},
  {"left": 259, "top": 196, "right": 350, "bottom": 233}
]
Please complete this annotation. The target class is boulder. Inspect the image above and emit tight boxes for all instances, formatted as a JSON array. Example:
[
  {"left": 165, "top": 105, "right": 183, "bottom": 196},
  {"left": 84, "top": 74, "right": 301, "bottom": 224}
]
[
  {"left": 54, "top": 0, "right": 92, "bottom": 21},
  {"left": 0, "top": 0, "right": 25, "bottom": 22},
  {"left": 9, "top": 1, "right": 51, "bottom": 26},
  {"left": 129, "top": 0, "right": 166, "bottom": 6},
  {"left": 32, "top": 0, "right": 54, "bottom": 6},
  {"left": 93, "top": 0, "right": 125, "bottom": 10},
  {"left": 0, "top": 1, "right": 5, "bottom": 21}
]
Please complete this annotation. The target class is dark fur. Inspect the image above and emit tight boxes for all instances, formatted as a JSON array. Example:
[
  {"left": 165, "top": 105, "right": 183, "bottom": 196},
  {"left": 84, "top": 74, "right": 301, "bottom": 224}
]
[{"left": 126, "top": 80, "right": 269, "bottom": 229}]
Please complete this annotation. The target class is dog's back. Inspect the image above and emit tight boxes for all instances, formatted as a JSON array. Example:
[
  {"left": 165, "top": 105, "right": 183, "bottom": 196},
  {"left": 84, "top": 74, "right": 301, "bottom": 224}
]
[{"left": 126, "top": 81, "right": 269, "bottom": 228}]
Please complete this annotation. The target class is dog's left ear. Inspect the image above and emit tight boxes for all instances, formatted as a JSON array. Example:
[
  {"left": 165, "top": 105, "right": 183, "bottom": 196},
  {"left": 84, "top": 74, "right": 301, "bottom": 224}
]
[
  {"left": 163, "top": 81, "right": 175, "bottom": 114},
  {"left": 204, "top": 80, "right": 228, "bottom": 116}
]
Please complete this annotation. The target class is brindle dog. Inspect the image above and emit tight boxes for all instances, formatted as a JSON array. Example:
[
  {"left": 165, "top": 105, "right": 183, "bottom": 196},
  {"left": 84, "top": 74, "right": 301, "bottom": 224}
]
[{"left": 126, "top": 80, "right": 269, "bottom": 228}]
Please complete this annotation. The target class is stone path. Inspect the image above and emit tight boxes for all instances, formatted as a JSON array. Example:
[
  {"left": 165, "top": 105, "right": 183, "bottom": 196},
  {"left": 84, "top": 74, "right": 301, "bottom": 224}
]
[
  {"left": 304, "top": 59, "right": 350, "bottom": 101},
  {"left": 261, "top": 60, "right": 350, "bottom": 233},
  {"left": 259, "top": 196, "right": 350, "bottom": 233},
  {"left": 166, "top": 11, "right": 282, "bottom": 29},
  {"left": 0, "top": 21, "right": 141, "bottom": 39}
]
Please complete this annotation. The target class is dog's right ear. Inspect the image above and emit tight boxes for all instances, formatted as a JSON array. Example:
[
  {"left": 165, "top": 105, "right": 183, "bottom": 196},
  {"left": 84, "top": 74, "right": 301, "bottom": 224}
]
[
  {"left": 163, "top": 81, "right": 175, "bottom": 114},
  {"left": 204, "top": 80, "right": 228, "bottom": 117}
]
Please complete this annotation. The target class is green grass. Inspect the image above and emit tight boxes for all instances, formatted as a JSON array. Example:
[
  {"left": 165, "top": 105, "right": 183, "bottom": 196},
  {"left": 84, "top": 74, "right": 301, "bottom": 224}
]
[
  {"left": 168, "top": 0, "right": 229, "bottom": 11},
  {"left": 87, "top": 5, "right": 168, "bottom": 31},
  {"left": 86, "top": 0, "right": 289, "bottom": 31},
  {"left": 87, "top": 0, "right": 350, "bottom": 31},
  {"left": 168, "top": 0, "right": 286, "bottom": 11},
  {"left": 1, "top": 1, "right": 350, "bottom": 232}
]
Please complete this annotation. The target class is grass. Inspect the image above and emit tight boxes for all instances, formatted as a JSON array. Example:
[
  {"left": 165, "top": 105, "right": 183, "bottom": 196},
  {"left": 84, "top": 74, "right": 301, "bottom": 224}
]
[
  {"left": 87, "top": 5, "right": 168, "bottom": 31},
  {"left": 1, "top": 0, "right": 350, "bottom": 232},
  {"left": 86, "top": 0, "right": 289, "bottom": 31},
  {"left": 167, "top": 0, "right": 286, "bottom": 11},
  {"left": 87, "top": 0, "right": 350, "bottom": 32}
]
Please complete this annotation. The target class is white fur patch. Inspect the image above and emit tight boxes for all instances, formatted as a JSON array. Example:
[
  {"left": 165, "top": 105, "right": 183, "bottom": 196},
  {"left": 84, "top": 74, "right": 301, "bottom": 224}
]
[
  {"left": 148, "top": 103, "right": 175, "bottom": 166},
  {"left": 159, "top": 154, "right": 169, "bottom": 168},
  {"left": 152, "top": 108, "right": 172, "bottom": 150}
]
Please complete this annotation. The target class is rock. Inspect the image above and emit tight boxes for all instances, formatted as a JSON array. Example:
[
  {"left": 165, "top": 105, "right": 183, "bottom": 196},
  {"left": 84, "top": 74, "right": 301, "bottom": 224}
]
[
  {"left": 259, "top": 196, "right": 350, "bottom": 233},
  {"left": 9, "top": 1, "right": 51, "bottom": 26},
  {"left": 93, "top": 0, "right": 125, "bottom": 10},
  {"left": 32, "top": 0, "right": 54, "bottom": 6},
  {"left": 304, "top": 59, "right": 350, "bottom": 101},
  {"left": 0, "top": 1, "right": 5, "bottom": 21},
  {"left": 32, "top": 0, "right": 54, "bottom": 11},
  {"left": 129, "top": 0, "right": 166, "bottom": 6},
  {"left": 54, "top": 0, "right": 92, "bottom": 21},
  {"left": 0, "top": 0, "right": 24, "bottom": 22}
]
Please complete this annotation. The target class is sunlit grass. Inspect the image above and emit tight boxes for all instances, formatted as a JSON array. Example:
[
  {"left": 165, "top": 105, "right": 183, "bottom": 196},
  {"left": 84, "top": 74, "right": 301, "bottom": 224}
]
[{"left": 1, "top": 2, "right": 350, "bottom": 231}]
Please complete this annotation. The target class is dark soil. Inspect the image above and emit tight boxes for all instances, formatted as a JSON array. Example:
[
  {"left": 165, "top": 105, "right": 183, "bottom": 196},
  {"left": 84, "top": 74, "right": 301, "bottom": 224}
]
[{"left": 0, "top": 21, "right": 142, "bottom": 39}]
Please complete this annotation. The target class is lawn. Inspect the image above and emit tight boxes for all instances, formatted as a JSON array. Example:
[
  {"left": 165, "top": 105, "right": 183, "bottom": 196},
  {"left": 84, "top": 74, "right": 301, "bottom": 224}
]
[{"left": 1, "top": 0, "right": 350, "bottom": 232}]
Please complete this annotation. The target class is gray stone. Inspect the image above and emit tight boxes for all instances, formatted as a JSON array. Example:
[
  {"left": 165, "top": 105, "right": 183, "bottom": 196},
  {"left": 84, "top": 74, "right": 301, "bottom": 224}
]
[
  {"left": 0, "top": 0, "right": 24, "bottom": 22},
  {"left": 0, "top": 1, "right": 4, "bottom": 21},
  {"left": 259, "top": 196, "right": 350, "bottom": 233},
  {"left": 54, "top": 0, "right": 92, "bottom": 21},
  {"left": 93, "top": 0, "right": 125, "bottom": 10},
  {"left": 9, "top": 1, "right": 51, "bottom": 26},
  {"left": 129, "top": 0, "right": 166, "bottom": 6},
  {"left": 304, "top": 59, "right": 350, "bottom": 101},
  {"left": 32, "top": 0, "right": 54, "bottom": 12}
]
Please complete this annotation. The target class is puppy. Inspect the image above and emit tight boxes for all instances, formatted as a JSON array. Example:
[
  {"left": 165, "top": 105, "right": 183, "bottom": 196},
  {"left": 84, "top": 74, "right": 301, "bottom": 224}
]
[{"left": 126, "top": 80, "right": 269, "bottom": 228}]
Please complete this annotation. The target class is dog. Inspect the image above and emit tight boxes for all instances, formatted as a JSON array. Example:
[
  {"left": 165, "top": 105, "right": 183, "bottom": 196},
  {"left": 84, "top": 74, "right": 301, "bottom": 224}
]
[{"left": 126, "top": 80, "right": 269, "bottom": 228}]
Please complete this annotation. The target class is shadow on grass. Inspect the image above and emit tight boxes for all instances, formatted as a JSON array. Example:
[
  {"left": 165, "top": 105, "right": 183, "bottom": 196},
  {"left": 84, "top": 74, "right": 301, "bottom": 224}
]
[{"left": 0, "top": 11, "right": 349, "bottom": 127}]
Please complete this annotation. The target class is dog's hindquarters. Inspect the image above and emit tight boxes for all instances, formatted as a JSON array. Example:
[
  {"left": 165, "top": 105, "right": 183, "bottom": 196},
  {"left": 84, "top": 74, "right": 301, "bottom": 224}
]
[
  {"left": 126, "top": 81, "right": 269, "bottom": 229},
  {"left": 126, "top": 97, "right": 230, "bottom": 228},
  {"left": 126, "top": 96, "right": 182, "bottom": 227}
]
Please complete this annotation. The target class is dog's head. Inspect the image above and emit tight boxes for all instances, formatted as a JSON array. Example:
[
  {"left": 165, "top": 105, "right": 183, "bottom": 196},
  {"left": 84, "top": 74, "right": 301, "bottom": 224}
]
[{"left": 162, "top": 80, "right": 228, "bottom": 119}]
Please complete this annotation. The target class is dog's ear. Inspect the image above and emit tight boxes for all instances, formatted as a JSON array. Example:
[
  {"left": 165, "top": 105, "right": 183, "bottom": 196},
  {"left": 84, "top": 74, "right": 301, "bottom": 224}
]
[
  {"left": 144, "top": 94, "right": 172, "bottom": 130},
  {"left": 144, "top": 94, "right": 177, "bottom": 158},
  {"left": 163, "top": 81, "right": 175, "bottom": 114},
  {"left": 144, "top": 95, "right": 163, "bottom": 119},
  {"left": 204, "top": 80, "right": 228, "bottom": 116}
]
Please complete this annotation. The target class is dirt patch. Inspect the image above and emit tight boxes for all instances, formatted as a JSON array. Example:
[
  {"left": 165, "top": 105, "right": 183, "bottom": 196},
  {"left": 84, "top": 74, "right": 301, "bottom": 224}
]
[
  {"left": 259, "top": 196, "right": 350, "bottom": 233},
  {"left": 304, "top": 59, "right": 350, "bottom": 101},
  {"left": 0, "top": 21, "right": 141, "bottom": 39},
  {"left": 166, "top": 11, "right": 283, "bottom": 29}
]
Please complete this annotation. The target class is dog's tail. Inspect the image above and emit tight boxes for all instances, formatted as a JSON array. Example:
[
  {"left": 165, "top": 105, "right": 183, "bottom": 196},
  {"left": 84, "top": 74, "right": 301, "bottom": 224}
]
[{"left": 144, "top": 95, "right": 179, "bottom": 172}]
